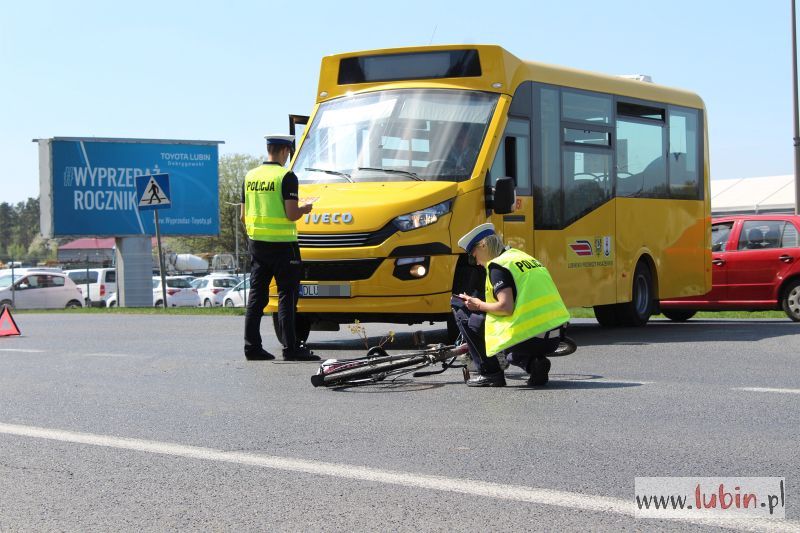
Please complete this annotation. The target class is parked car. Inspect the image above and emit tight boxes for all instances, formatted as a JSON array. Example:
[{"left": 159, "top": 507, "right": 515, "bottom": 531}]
[
  {"left": 106, "top": 292, "right": 119, "bottom": 307},
  {"left": 153, "top": 277, "right": 200, "bottom": 307},
  {"left": 0, "top": 271, "right": 83, "bottom": 309},
  {"left": 223, "top": 279, "right": 250, "bottom": 308},
  {"left": 661, "top": 215, "right": 800, "bottom": 321},
  {"left": 66, "top": 268, "right": 117, "bottom": 307},
  {"left": 194, "top": 275, "right": 240, "bottom": 307},
  {"left": 107, "top": 276, "right": 200, "bottom": 307}
]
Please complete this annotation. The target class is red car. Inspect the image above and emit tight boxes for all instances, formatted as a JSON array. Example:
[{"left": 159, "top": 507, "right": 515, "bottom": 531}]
[{"left": 660, "top": 215, "right": 800, "bottom": 322}]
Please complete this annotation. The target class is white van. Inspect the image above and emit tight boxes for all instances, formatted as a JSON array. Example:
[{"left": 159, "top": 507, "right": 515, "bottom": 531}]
[{"left": 66, "top": 268, "right": 117, "bottom": 307}]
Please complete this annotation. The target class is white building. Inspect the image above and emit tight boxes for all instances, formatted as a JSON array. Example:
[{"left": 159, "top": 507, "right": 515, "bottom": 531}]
[{"left": 710, "top": 174, "right": 796, "bottom": 216}]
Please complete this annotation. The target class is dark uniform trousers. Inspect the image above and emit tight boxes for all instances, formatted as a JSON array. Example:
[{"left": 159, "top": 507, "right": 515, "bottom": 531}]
[
  {"left": 244, "top": 239, "right": 302, "bottom": 354},
  {"left": 451, "top": 296, "right": 559, "bottom": 375}
]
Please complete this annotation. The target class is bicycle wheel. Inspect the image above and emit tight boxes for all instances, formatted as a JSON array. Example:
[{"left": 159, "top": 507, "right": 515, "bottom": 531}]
[{"left": 311, "top": 352, "right": 429, "bottom": 387}]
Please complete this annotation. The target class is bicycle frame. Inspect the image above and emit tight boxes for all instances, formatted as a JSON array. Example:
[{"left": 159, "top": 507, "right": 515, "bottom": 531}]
[{"left": 310, "top": 344, "right": 469, "bottom": 388}]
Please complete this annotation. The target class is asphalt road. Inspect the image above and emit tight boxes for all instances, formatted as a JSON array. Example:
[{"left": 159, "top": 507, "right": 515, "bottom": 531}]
[{"left": 0, "top": 313, "right": 799, "bottom": 532}]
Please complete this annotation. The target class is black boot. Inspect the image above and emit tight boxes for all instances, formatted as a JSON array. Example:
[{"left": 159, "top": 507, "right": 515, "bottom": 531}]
[
  {"left": 283, "top": 343, "right": 320, "bottom": 361},
  {"left": 245, "top": 348, "right": 275, "bottom": 361},
  {"left": 527, "top": 357, "right": 551, "bottom": 386},
  {"left": 466, "top": 370, "right": 506, "bottom": 387}
]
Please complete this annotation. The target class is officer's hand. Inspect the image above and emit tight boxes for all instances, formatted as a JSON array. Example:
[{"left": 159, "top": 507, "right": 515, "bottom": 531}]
[
  {"left": 301, "top": 203, "right": 313, "bottom": 214},
  {"left": 465, "top": 296, "right": 483, "bottom": 312}
]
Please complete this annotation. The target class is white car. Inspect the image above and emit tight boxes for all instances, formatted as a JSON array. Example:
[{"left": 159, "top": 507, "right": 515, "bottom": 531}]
[
  {"left": 66, "top": 268, "right": 117, "bottom": 307},
  {"left": 195, "top": 275, "right": 240, "bottom": 307},
  {"left": 0, "top": 271, "right": 84, "bottom": 309},
  {"left": 107, "top": 276, "right": 200, "bottom": 307},
  {"left": 153, "top": 277, "right": 200, "bottom": 307},
  {"left": 223, "top": 279, "right": 250, "bottom": 307}
]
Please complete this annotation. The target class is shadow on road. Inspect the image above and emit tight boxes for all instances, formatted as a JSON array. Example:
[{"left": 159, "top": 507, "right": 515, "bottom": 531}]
[
  {"left": 566, "top": 319, "right": 799, "bottom": 348},
  {"left": 330, "top": 379, "right": 449, "bottom": 393},
  {"left": 324, "top": 372, "right": 641, "bottom": 393},
  {"left": 506, "top": 372, "right": 644, "bottom": 391}
]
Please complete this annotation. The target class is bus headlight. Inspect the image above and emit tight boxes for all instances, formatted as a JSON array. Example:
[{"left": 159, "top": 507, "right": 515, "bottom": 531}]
[
  {"left": 393, "top": 257, "right": 430, "bottom": 280},
  {"left": 392, "top": 200, "right": 452, "bottom": 231}
]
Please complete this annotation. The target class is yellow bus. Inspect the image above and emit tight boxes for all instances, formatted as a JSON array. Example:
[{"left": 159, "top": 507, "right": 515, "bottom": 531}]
[{"left": 269, "top": 44, "right": 711, "bottom": 340}]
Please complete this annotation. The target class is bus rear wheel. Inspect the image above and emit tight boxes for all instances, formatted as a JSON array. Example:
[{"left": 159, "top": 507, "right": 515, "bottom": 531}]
[
  {"left": 593, "top": 262, "right": 655, "bottom": 327},
  {"left": 617, "top": 262, "right": 654, "bottom": 327}
]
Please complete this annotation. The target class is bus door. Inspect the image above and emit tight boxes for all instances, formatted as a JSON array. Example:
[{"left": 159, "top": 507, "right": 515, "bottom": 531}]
[
  {"left": 560, "top": 140, "right": 616, "bottom": 306},
  {"left": 489, "top": 117, "right": 533, "bottom": 253}
]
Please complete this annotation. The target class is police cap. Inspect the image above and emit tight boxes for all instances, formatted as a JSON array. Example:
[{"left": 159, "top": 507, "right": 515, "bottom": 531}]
[
  {"left": 264, "top": 134, "right": 295, "bottom": 148},
  {"left": 458, "top": 223, "right": 495, "bottom": 254}
]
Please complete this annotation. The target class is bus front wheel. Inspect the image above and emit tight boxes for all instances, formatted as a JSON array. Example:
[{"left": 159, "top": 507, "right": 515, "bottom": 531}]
[
  {"left": 272, "top": 313, "right": 312, "bottom": 344},
  {"left": 593, "top": 304, "right": 620, "bottom": 327}
]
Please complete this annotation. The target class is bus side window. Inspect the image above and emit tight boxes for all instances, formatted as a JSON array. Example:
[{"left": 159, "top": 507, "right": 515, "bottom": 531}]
[
  {"left": 616, "top": 102, "right": 667, "bottom": 198},
  {"left": 535, "top": 87, "right": 561, "bottom": 228},
  {"left": 563, "top": 148, "right": 612, "bottom": 222},
  {"left": 489, "top": 118, "right": 530, "bottom": 191},
  {"left": 668, "top": 107, "right": 701, "bottom": 199}
]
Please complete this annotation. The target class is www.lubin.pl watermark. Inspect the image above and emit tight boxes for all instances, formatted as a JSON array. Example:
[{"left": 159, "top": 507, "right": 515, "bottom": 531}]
[{"left": 635, "top": 477, "right": 785, "bottom": 519}]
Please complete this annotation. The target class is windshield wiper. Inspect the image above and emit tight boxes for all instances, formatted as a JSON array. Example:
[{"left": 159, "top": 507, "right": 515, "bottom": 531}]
[
  {"left": 304, "top": 168, "right": 353, "bottom": 183},
  {"left": 357, "top": 167, "right": 422, "bottom": 181}
]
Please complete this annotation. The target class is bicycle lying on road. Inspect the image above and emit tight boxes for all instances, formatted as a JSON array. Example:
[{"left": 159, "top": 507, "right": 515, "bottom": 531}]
[{"left": 310, "top": 329, "right": 577, "bottom": 388}]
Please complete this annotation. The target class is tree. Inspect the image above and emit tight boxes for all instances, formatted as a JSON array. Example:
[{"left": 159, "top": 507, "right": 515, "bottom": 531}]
[
  {"left": 0, "top": 202, "right": 16, "bottom": 253},
  {"left": 27, "top": 235, "right": 58, "bottom": 263},
  {"left": 166, "top": 153, "right": 260, "bottom": 271},
  {"left": 0, "top": 199, "right": 40, "bottom": 264},
  {"left": 12, "top": 198, "right": 39, "bottom": 249},
  {"left": 6, "top": 243, "right": 26, "bottom": 262}
]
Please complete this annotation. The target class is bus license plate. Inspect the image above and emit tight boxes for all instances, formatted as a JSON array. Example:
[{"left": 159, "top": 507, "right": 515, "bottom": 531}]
[{"left": 299, "top": 284, "right": 350, "bottom": 297}]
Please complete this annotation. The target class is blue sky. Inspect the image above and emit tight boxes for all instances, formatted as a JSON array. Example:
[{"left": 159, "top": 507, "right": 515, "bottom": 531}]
[{"left": 0, "top": 0, "right": 793, "bottom": 203}]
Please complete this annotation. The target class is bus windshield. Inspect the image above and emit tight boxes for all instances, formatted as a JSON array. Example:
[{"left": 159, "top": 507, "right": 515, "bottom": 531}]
[{"left": 294, "top": 89, "right": 498, "bottom": 183}]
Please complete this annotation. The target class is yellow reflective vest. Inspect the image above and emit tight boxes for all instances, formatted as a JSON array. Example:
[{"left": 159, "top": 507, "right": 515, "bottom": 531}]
[
  {"left": 484, "top": 248, "right": 570, "bottom": 356},
  {"left": 243, "top": 164, "right": 298, "bottom": 242}
]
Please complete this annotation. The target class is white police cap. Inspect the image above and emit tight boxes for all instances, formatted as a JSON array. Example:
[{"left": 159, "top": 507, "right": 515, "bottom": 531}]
[
  {"left": 457, "top": 223, "right": 495, "bottom": 254},
  {"left": 264, "top": 134, "right": 295, "bottom": 147}
]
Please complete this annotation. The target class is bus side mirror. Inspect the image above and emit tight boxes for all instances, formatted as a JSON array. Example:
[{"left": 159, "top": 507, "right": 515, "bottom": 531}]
[{"left": 493, "top": 177, "right": 516, "bottom": 215}]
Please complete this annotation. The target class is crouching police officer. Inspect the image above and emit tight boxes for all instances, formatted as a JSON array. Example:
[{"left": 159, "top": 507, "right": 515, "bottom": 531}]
[
  {"left": 452, "top": 223, "right": 570, "bottom": 387},
  {"left": 241, "top": 134, "right": 319, "bottom": 361}
]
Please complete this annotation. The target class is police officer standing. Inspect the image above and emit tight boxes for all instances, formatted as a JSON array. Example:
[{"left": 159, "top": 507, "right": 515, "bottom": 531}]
[{"left": 241, "top": 134, "right": 319, "bottom": 361}]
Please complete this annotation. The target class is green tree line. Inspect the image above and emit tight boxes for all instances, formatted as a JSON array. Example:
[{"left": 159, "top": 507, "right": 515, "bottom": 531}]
[{"left": 0, "top": 197, "right": 57, "bottom": 264}]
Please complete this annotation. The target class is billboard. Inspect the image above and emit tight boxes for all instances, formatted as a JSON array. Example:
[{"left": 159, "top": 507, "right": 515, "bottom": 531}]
[{"left": 37, "top": 137, "right": 222, "bottom": 237}]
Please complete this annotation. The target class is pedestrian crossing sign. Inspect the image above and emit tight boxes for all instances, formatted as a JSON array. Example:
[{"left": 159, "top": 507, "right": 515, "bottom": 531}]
[{"left": 136, "top": 173, "right": 171, "bottom": 210}]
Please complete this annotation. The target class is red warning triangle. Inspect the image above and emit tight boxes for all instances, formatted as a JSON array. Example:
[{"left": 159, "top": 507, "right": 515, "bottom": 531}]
[{"left": 0, "top": 306, "right": 21, "bottom": 337}]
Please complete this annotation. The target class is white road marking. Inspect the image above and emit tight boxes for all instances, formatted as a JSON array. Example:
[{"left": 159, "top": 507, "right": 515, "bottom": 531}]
[
  {"left": 734, "top": 387, "right": 800, "bottom": 395},
  {"left": 0, "top": 422, "right": 797, "bottom": 532},
  {"left": 0, "top": 348, "right": 45, "bottom": 353},
  {"left": 82, "top": 353, "right": 131, "bottom": 358},
  {"left": 550, "top": 377, "right": 654, "bottom": 386}
]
